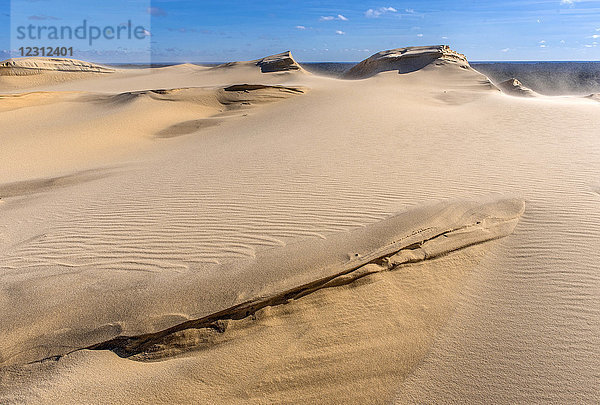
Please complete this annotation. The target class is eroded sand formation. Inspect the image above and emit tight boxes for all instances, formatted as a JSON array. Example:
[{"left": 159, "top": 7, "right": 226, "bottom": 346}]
[
  {"left": 214, "top": 50, "right": 306, "bottom": 73},
  {"left": 0, "top": 57, "right": 115, "bottom": 75},
  {"left": 343, "top": 45, "right": 470, "bottom": 78},
  {"left": 496, "top": 78, "right": 538, "bottom": 97}
]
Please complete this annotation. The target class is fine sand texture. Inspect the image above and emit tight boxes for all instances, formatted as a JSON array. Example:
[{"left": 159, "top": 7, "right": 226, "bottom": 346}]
[{"left": 1, "top": 48, "right": 600, "bottom": 404}]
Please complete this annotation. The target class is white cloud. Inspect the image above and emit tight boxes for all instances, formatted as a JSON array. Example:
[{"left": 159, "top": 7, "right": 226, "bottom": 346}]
[
  {"left": 320, "top": 15, "right": 348, "bottom": 21},
  {"left": 501, "top": 48, "right": 510, "bottom": 52},
  {"left": 592, "top": 34, "right": 600, "bottom": 38},
  {"left": 539, "top": 40, "right": 546, "bottom": 44},
  {"left": 405, "top": 8, "right": 415, "bottom": 13},
  {"left": 365, "top": 7, "right": 398, "bottom": 18},
  {"left": 441, "top": 36, "right": 448, "bottom": 39},
  {"left": 417, "top": 33, "right": 423, "bottom": 37},
  {"left": 560, "top": 39, "right": 566, "bottom": 43},
  {"left": 296, "top": 25, "right": 306, "bottom": 30},
  {"left": 335, "top": 30, "right": 345, "bottom": 35},
  {"left": 540, "top": 44, "right": 547, "bottom": 48}
]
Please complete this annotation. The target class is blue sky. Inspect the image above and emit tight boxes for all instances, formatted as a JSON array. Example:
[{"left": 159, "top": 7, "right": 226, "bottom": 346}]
[{"left": 2, "top": 0, "right": 600, "bottom": 62}]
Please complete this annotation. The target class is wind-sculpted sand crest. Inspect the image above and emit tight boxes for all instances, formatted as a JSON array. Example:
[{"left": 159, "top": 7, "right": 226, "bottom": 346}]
[
  {"left": 82, "top": 198, "right": 524, "bottom": 360},
  {"left": 1, "top": 199, "right": 524, "bottom": 404}
]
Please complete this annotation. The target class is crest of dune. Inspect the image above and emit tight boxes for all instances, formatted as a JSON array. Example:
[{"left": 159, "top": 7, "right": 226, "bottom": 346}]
[
  {"left": 0, "top": 57, "right": 114, "bottom": 76},
  {"left": 342, "top": 45, "right": 470, "bottom": 79},
  {"left": 255, "top": 51, "right": 305, "bottom": 72},
  {"left": 214, "top": 50, "right": 306, "bottom": 73}
]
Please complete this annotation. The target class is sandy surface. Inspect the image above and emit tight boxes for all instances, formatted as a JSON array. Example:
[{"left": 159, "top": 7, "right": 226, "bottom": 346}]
[{"left": 1, "top": 48, "right": 599, "bottom": 404}]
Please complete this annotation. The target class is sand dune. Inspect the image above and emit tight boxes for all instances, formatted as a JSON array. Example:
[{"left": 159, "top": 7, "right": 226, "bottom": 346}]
[
  {"left": 0, "top": 84, "right": 305, "bottom": 182},
  {"left": 0, "top": 57, "right": 115, "bottom": 91},
  {"left": 496, "top": 78, "right": 538, "bottom": 97},
  {"left": 343, "top": 45, "right": 470, "bottom": 78},
  {"left": 1, "top": 47, "right": 600, "bottom": 404},
  {"left": 585, "top": 93, "right": 600, "bottom": 102},
  {"left": 79, "top": 85, "right": 305, "bottom": 108},
  {"left": 0, "top": 53, "right": 314, "bottom": 96},
  {"left": 214, "top": 50, "right": 306, "bottom": 73},
  {"left": 0, "top": 57, "right": 114, "bottom": 75}
]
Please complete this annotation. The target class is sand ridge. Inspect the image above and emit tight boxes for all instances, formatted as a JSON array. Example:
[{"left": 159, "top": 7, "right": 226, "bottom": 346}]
[{"left": 84, "top": 198, "right": 524, "bottom": 361}]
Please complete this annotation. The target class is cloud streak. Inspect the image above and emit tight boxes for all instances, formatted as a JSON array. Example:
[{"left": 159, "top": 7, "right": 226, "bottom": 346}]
[
  {"left": 320, "top": 14, "right": 349, "bottom": 21},
  {"left": 365, "top": 7, "right": 397, "bottom": 18}
]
